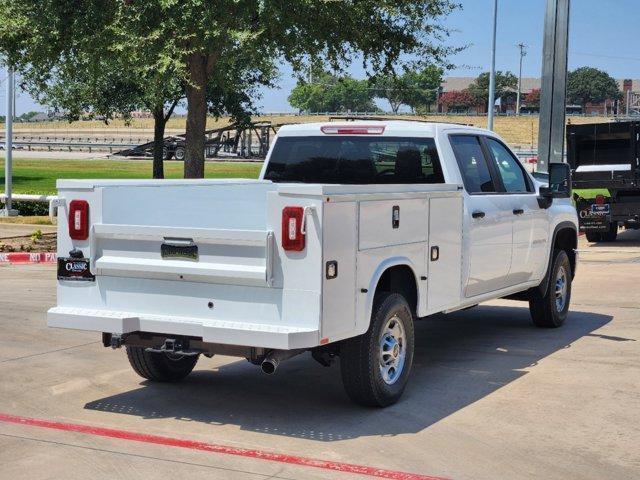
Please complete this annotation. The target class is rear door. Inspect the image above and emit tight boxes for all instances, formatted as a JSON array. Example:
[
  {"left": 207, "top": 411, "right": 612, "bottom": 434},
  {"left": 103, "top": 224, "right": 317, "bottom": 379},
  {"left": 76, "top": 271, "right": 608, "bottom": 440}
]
[{"left": 449, "top": 135, "right": 513, "bottom": 297}]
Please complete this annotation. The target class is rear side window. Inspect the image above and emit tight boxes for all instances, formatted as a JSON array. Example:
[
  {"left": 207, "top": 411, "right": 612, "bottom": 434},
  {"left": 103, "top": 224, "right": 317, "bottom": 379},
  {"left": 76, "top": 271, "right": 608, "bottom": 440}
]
[
  {"left": 449, "top": 135, "right": 496, "bottom": 193},
  {"left": 264, "top": 136, "right": 445, "bottom": 184},
  {"left": 485, "top": 138, "right": 531, "bottom": 193}
]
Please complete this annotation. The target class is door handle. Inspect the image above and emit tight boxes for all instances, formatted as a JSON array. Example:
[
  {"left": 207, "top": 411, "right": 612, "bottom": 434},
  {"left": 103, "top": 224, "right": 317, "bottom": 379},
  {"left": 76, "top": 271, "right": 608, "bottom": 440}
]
[
  {"left": 513, "top": 208, "right": 524, "bottom": 215},
  {"left": 472, "top": 211, "right": 485, "bottom": 219}
]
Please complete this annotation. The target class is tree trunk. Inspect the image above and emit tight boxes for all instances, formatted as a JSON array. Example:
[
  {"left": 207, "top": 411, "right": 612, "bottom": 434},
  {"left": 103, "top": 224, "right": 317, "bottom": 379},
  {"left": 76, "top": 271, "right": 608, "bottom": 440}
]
[
  {"left": 184, "top": 53, "right": 213, "bottom": 179},
  {"left": 152, "top": 107, "right": 166, "bottom": 179}
]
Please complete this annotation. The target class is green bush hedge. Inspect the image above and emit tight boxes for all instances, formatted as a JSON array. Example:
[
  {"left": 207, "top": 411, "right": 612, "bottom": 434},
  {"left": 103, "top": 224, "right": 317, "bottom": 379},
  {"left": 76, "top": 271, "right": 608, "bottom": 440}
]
[{"left": 0, "top": 200, "right": 49, "bottom": 216}]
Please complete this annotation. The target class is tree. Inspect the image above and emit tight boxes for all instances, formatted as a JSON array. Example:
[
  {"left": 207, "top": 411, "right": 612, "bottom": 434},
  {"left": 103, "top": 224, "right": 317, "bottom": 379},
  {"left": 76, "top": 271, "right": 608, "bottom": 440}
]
[
  {"left": 0, "top": 1, "right": 274, "bottom": 179},
  {"left": 524, "top": 88, "right": 541, "bottom": 110},
  {"left": 567, "top": 67, "right": 621, "bottom": 106},
  {"left": 370, "top": 66, "right": 443, "bottom": 114},
  {"left": 0, "top": 1, "right": 181, "bottom": 179},
  {"left": 289, "top": 72, "right": 376, "bottom": 113},
  {"left": 468, "top": 71, "right": 517, "bottom": 107},
  {"left": 117, "top": 0, "right": 460, "bottom": 177},
  {"left": 438, "top": 89, "right": 475, "bottom": 112},
  {"left": 402, "top": 66, "right": 444, "bottom": 113}
]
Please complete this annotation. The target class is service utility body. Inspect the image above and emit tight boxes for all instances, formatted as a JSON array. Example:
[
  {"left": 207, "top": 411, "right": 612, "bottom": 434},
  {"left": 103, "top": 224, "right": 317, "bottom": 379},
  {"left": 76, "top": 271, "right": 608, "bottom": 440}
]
[{"left": 48, "top": 121, "right": 578, "bottom": 406}]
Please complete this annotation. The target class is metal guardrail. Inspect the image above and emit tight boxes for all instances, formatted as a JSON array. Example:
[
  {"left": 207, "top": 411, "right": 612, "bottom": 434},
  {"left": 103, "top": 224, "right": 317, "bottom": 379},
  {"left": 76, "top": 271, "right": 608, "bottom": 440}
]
[{"left": 1, "top": 141, "right": 141, "bottom": 153}]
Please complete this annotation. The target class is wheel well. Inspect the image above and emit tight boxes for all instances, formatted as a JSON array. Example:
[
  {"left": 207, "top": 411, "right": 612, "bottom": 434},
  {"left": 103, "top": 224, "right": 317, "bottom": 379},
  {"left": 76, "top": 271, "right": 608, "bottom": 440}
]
[
  {"left": 374, "top": 265, "right": 418, "bottom": 315},
  {"left": 554, "top": 227, "right": 577, "bottom": 277}
]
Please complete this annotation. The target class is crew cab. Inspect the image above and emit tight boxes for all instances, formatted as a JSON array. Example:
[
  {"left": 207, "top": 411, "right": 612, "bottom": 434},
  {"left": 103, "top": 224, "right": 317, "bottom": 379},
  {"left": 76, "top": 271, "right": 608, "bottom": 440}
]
[{"left": 48, "top": 121, "right": 578, "bottom": 406}]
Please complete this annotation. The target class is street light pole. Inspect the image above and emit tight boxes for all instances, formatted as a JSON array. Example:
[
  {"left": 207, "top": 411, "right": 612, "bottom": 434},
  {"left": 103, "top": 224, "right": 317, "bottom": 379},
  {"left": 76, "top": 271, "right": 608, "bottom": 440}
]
[
  {"left": 516, "top": 43, "right": 527, "bottom": 116},
  {"left": 487, "top": 0, "right": 498, "bottom": 131},
  {"left": 1, "top": 65, "right": 17, "bottom": 217}
]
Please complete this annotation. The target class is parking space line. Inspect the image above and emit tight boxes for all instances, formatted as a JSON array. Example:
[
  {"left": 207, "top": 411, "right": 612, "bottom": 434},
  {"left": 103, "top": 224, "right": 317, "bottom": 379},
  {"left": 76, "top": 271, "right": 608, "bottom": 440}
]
[{"left": 0, "top": 413, "right": 447, "bottom": 480}]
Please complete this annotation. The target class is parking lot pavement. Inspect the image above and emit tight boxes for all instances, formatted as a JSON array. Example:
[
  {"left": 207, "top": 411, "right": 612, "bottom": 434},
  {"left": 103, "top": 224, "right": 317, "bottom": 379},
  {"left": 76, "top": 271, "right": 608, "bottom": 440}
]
[{"left": 1, "top": 252, "right": 639, "bottom": 480}]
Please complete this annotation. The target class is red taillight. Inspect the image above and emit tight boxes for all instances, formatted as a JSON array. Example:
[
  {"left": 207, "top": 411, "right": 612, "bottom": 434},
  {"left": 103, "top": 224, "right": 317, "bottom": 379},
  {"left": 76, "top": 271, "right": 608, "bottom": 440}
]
[
  {"left": 320, "top": 125, "right": 385, "bottom": 135},
  {"left": 595, "top": 194, "right": 606, "bottom": 205},
  {"left": 68, "top": 200, "right": 89, "bottom": 240},
  {"left": 282, "top": 206, "right": 305, "bottom": 251}
]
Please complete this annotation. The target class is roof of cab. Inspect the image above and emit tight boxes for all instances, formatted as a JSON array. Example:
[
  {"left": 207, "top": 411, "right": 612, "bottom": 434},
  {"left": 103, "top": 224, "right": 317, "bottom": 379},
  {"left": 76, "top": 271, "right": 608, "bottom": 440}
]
[{"left": 276, "top": 120, "right": 491, "bottom": 137}]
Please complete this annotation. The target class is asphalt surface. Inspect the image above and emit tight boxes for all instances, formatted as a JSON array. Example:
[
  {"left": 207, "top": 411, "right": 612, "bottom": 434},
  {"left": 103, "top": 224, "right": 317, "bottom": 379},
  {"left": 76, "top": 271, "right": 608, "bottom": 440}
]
[{"left": 0, "top": 231, "right": 639, "bottom": 479}]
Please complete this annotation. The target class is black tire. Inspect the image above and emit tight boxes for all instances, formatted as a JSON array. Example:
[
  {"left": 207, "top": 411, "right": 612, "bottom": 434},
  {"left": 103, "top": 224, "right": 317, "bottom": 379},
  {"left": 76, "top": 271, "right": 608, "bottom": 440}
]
[
  {"left": 174, "top": 146, "right": 186, "bottom": 161},
  {"left": 340, "top": 292, "right": 415, "bottom": 407},
  {"left": 585, "top": 232, "right": 601, "bottom": 243},
  {"left": 601, "top": 223, "right": 618, "bottom": 242},
  {"left": 162, "top": 146, "right": 173, "bottom": 160},
  {"left": 529, "top": 249, "right": 572, "bottom": 328},
  {"left": 126, "top": 346, "right": 198, "bottom": 382}
]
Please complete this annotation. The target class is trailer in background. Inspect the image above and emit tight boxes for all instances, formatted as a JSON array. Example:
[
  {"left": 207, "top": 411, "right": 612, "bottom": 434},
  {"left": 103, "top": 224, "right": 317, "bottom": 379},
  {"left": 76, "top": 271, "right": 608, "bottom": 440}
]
[{"left": 568, "top": 121, "right": 640, "bottom": 242}]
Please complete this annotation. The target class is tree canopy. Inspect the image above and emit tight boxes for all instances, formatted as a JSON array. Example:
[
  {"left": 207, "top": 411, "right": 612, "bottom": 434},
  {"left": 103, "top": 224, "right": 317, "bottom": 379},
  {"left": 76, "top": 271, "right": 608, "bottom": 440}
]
[
  {"left": 0, "top": 0, "right": 276, "bottom": 178},
  {"left": 288, "top": 72, "right": 376, "bottom": 113},
  {"left": 468, "top": 71, "right": 517, "bottom": 106},
  {"left": 567, "top": 67, "right": 621, "bottom": 106},
  {"left": 372, "top": 65, "right": 443, "bottom": 114},
  {"left": 438, "top": 89, "right": 475, "bottom": 111}
]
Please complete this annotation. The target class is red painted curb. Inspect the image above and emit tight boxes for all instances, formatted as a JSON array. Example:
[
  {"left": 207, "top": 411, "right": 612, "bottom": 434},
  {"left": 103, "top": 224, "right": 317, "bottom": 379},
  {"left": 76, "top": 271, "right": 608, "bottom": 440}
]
[
  {"left": 0, "top": 252, "right": 57, "bottom": 264},
  {"left": 0, "top": 413, "right": 447, "bottom": 480}
]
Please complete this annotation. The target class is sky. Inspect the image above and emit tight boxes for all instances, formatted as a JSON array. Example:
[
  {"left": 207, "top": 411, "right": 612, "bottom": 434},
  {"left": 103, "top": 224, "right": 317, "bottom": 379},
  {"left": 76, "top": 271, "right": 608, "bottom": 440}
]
[{"left": 2, "top": 0, "right": 640, "bottom": 116}]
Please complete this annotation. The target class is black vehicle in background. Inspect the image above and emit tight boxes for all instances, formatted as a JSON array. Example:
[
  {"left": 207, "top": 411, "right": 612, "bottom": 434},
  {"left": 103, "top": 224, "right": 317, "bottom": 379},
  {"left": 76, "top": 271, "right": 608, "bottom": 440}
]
[{"left": 568, "top": 121, "right": 640, "bottom": 242}]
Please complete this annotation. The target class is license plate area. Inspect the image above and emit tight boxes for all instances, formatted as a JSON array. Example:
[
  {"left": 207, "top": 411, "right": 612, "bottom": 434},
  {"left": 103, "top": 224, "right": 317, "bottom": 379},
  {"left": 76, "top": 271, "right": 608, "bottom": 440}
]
[{"left": 57, "top": 257, "right": 95, "bottom": 281}]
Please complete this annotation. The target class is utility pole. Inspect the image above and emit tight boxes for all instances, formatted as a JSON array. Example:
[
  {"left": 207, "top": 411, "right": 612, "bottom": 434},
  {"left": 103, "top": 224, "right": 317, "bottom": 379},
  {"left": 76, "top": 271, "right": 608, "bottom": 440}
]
[
  {"left": 487, "top": 0, "right": 499, "bottom": 131},
  {"left": 538, "top": 0, "right": 570, "bottom": 172},
  {"left": 516, "top": 43, "right": 527, "bottom": 116},
  {"left": 1, "top": 64, "right": 17, "bottom": 216}
]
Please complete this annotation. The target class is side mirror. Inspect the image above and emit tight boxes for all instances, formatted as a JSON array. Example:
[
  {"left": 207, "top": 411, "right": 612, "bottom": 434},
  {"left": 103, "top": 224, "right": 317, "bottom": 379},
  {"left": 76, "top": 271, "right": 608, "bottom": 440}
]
[
  {"left": 537, "top": 186, "right": 553, "bottom": 209},
  {"left": 548, "top": 163, "right": 572, "bottom": 198}
]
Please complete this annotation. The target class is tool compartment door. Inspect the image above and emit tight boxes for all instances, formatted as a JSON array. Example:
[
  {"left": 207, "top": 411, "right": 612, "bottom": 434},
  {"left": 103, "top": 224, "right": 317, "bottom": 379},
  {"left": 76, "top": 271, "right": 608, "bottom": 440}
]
[{"left": 427, "top": 196, "right": 463, "bottom": 312}]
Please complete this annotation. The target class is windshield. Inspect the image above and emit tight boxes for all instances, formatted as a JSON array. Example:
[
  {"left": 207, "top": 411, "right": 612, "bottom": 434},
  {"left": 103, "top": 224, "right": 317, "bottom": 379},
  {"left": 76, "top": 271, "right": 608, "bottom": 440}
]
[{"left": 264, "top": 136, "right": 444, "bottom": 184}]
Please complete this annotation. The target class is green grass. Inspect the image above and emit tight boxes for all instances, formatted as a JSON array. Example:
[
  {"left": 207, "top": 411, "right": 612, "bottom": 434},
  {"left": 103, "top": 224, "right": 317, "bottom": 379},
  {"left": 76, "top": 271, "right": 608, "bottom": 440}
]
[
  {"left": 574, "top": 188, "right": 610, "bottom": 199},
  {"left": 0, "top": 158, "right": 263, "bottom": 195}
]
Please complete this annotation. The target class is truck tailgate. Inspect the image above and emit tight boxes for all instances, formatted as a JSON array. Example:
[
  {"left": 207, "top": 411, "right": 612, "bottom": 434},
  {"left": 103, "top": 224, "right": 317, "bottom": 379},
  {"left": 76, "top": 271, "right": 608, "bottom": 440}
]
[{"left": 48, "top": 180, "right": 323, "bottom": 349}]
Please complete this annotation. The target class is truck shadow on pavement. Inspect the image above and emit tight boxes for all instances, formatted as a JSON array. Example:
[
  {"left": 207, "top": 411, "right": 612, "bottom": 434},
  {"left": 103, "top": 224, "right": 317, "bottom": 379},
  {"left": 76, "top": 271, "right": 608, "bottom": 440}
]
[{"left": 85, "top": 305, "right": 612, "bottom": 441}]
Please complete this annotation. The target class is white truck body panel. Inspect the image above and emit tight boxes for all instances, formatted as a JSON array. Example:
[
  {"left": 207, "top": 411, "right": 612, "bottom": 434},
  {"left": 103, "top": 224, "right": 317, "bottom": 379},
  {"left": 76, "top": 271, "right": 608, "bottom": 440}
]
[{"left": 48, "top": 121, "right": 578, "bottom": 352}]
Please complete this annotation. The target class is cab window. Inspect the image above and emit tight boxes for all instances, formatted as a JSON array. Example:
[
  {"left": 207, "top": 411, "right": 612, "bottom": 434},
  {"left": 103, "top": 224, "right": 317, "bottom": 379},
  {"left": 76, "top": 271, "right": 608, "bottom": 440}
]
[
  {"left": 485, "top": 138, "right": 531, "bottom": 193},
  {"left": 264, "top": 136, "right": 445, "bottom": 184}
]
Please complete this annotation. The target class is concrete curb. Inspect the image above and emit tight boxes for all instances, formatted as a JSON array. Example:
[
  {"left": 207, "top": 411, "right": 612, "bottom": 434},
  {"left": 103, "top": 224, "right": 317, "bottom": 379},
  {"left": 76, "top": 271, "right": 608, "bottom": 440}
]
[{"left": 0, "top": 252, "right": 57, "bottom": 264}]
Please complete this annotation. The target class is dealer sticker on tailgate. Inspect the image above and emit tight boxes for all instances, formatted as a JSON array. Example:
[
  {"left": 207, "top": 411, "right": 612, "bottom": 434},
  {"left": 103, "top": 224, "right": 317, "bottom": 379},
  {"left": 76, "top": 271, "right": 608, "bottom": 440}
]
[{"left": 57, "top": 257, "right": 95, "bottom": 281}]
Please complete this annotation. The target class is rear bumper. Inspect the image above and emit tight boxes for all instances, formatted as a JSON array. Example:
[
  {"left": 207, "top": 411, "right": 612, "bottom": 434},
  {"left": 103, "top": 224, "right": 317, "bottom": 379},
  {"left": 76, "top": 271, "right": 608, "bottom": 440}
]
[{"left": 47, "top": 307, "right": 319, "bottom": 350}]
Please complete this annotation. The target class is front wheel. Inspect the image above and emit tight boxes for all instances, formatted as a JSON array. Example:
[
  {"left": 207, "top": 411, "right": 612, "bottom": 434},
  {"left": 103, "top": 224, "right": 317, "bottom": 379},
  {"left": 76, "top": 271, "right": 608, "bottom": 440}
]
[
  {"left": 529, "top": 249, "right": 572, "bottom": 328},
  {"left": 126, "top": 346, "right": 199, "bottom": 382},
  {"left": 340, "top": 292, "right": 415, "bottom": 407}
]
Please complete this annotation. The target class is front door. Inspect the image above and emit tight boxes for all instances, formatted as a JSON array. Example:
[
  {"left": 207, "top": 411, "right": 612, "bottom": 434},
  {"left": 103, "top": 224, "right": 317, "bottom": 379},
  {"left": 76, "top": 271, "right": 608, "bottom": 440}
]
[{"left": 482, "top": 137, "right": 549, "bottom": 284}]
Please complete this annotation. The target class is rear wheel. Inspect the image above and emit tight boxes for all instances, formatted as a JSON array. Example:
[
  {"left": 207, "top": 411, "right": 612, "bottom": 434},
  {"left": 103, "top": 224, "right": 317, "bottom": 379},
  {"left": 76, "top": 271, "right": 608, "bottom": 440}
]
[
  {"left": 162, "top": 146, "right": 173, "bottom": 160},
  {"left": 340, "top": 292, "right": 414, "bottom": 407},
  {"left": 174, "top": 146, "right": 186, "bottom": 161},
  {"left": 126, "top": 346, "right": 198, "bottom": 382},
  {"left": 529, "top": 249, "right": 572, "bottom": 328},
  {"left": 585, "top": 231, "right": 601, "bottom": 243}
]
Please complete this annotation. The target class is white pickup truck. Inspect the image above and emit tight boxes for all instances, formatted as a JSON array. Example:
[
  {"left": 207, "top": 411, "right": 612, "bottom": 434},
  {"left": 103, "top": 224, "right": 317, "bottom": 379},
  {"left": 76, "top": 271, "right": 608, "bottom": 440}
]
[{"left": 48, "top": 121, "right": 578, "bottom": 407}]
